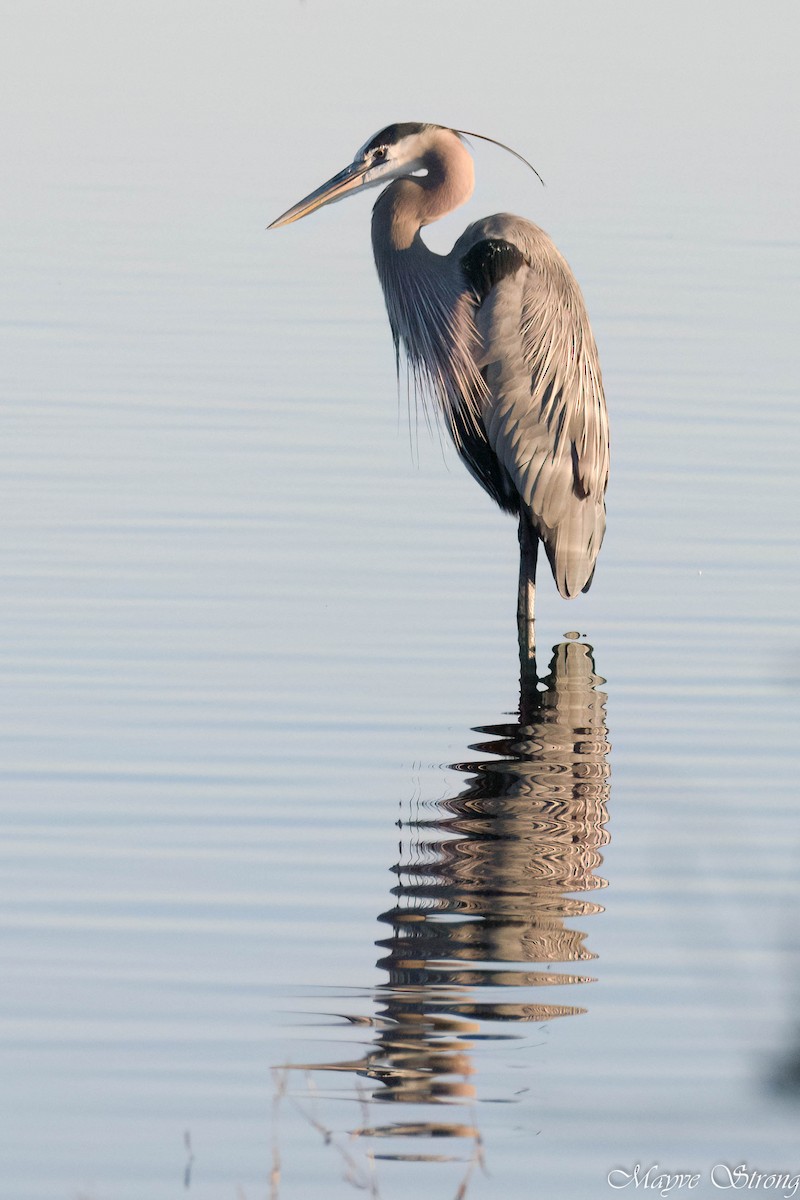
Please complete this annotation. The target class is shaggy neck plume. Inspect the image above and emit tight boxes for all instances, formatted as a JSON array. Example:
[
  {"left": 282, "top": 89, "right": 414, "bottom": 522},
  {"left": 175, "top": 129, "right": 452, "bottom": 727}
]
[{"left": 369, "top": 133, "right": 483, "bottom": 446}]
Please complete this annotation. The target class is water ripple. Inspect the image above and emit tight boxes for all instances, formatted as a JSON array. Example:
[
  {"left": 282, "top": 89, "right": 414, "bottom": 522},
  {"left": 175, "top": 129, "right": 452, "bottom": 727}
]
[{"left": 278, "top": 639, "right": 611, "bottom": 1174}]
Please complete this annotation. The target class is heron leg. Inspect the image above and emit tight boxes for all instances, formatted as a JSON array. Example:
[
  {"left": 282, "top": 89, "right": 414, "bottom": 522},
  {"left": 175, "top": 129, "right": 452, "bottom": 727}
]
[{"left": 517, "top": 515, "right": 538, "bottom": 672}]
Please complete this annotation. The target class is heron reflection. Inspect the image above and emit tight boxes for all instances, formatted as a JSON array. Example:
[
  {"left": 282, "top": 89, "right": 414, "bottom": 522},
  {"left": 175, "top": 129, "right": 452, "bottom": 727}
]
[{"left": 283, "top": 638, "right": 610, "bottom": 1167}]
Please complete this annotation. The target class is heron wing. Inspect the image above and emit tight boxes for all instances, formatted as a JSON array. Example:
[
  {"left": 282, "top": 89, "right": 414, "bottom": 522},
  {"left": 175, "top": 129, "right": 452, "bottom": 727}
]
[{"left": 458, "top": 216, "right": 609, "bottom": 598}]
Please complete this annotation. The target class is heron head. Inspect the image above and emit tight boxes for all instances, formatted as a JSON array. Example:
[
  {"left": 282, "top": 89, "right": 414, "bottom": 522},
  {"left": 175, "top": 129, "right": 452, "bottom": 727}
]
[{"left": 268, "top": 123, "right": 452, "bottom": 229}]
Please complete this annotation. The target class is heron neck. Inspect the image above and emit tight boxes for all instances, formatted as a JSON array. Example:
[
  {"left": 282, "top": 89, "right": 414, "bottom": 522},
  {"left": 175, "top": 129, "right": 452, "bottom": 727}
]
[
  {"left": 369, "top": 140, "right": 485, "bottom": 445},
  {"left": 371, "top": 136, "right": 475, "bottom": 251}
]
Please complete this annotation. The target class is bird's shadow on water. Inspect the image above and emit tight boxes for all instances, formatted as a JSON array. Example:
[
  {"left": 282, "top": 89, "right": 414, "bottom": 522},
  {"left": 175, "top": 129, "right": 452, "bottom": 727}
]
[{"left": 272, "top": 637, "right": 611, "bottom": 1197}]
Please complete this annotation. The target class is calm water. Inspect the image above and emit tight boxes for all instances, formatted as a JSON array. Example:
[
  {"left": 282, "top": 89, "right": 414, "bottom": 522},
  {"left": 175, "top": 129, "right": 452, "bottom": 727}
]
[{"left": 2, "top": 5, "right": 799, "bottom": 1199}]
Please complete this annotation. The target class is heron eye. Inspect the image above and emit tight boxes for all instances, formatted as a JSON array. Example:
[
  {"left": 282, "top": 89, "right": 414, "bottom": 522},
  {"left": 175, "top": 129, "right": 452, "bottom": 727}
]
[{"left": 372, "top": 146, "right": 388, "bottom": 162}]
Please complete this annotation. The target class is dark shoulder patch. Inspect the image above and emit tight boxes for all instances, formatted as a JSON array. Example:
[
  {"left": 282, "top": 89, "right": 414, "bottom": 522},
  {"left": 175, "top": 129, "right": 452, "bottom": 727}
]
[{"left": 461, "top": 239, "right": 526, "bottom": 303}]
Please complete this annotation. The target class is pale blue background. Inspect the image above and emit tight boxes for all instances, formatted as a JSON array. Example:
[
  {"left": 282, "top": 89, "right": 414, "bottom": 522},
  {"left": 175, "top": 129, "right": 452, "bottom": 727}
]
[{"left": 1, "top": 3, "right": 799, "bottom": 1198}]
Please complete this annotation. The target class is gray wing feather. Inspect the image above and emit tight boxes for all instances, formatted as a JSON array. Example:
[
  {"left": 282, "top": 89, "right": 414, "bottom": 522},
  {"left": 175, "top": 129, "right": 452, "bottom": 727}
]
[{"left": 458, "top": 216, "right": 609, "bottom": 598}]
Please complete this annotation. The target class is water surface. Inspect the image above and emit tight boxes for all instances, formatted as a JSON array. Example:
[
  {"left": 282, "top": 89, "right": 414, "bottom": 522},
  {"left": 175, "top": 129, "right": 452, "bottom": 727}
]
[{"left": 1, "top": 4, "right": 799, "bottom": 1198}]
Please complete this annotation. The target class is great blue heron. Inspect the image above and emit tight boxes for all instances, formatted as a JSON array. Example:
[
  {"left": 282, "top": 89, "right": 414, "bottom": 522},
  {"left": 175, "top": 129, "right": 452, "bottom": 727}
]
[{"left": 269, "top": 122, "right": 609, "bottom": 659}]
